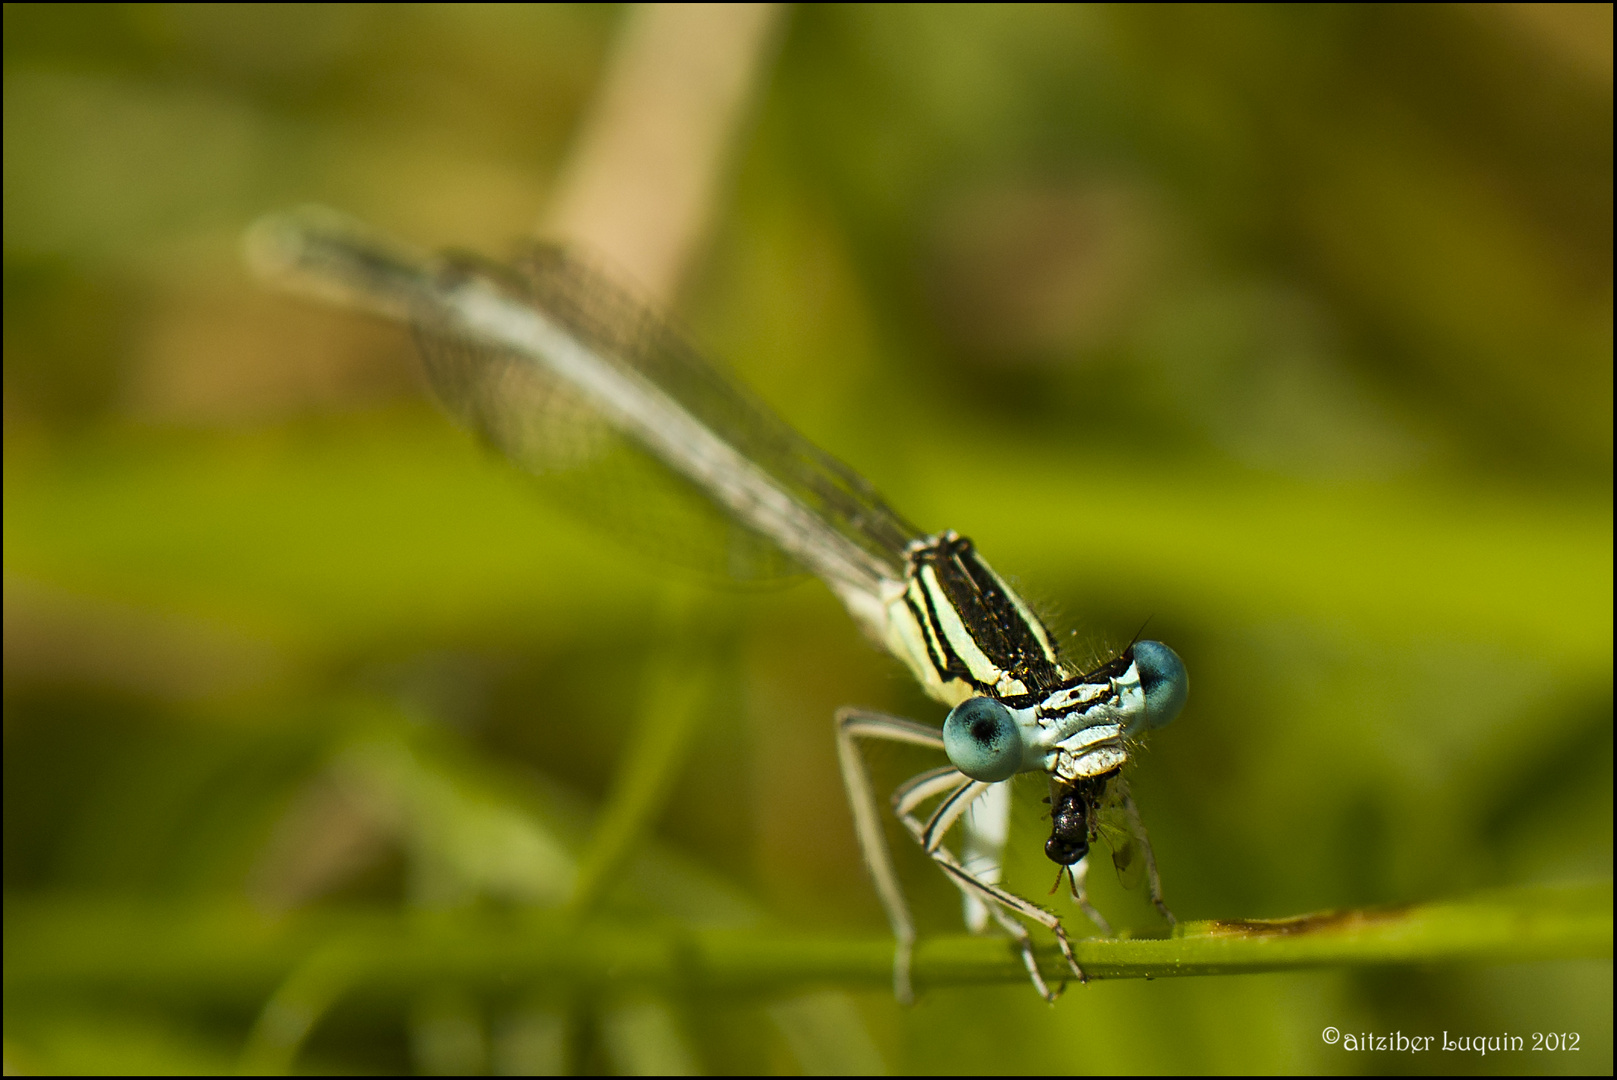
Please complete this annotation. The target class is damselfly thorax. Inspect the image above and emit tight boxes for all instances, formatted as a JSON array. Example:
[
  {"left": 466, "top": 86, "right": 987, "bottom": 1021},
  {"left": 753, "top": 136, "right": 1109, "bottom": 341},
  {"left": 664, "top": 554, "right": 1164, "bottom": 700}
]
[{"left": 247, "top": 207, "right": 1188, "bottom": 1005}]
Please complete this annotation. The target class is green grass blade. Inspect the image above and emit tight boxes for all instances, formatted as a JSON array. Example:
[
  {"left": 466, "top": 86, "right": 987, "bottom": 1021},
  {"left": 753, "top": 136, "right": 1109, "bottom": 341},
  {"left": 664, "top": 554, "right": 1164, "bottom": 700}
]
[{"left": 7, "top": 883, "right": 1607, "bottom": 1000}]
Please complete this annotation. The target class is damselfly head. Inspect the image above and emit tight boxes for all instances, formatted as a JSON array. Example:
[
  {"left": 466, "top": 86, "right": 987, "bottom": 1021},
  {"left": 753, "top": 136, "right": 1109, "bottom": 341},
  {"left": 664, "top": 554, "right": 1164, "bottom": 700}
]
[
  {"left": 942, "top": 696, "right": 1024, "bottom": 782},
  {"left": 1128, "top": 640, "right": 1188, "bottom": 735}
]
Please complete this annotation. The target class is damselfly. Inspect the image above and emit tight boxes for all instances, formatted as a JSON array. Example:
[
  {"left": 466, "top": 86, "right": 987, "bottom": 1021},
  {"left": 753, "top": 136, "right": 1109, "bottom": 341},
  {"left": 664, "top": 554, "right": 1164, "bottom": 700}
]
[{"left": 246, "top": 207, "right": 1189, "bottom": 1003}]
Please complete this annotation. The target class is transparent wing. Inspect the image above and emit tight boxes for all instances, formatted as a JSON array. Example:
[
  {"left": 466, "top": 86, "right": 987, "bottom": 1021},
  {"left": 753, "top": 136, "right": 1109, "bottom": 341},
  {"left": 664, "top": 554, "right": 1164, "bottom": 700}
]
[
  {"left": 413, "top": 301, "right": 802, "bottom": 583},
  {"left": 247, "top": 208, "right": 924, "bottom": 613},
  {"left": 1093, "top": 785, "right": 1146, "bottom": 893},
  {"left": 499, "top": 245, "right": 922, "bottom": 575}
]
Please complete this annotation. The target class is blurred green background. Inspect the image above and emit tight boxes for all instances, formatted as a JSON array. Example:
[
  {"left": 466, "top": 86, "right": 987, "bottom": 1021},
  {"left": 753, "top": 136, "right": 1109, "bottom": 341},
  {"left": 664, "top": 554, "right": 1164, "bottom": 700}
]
[{"left": 4, "top": 3, "right": 1611, "bottom": 1074}]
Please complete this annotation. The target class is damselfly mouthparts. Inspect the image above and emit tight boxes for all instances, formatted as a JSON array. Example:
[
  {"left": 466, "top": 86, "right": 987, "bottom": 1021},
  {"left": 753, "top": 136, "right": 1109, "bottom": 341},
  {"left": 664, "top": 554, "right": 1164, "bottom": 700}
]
[{"left": 246, "top": 207, "right": 1189, "bottom": 1003}]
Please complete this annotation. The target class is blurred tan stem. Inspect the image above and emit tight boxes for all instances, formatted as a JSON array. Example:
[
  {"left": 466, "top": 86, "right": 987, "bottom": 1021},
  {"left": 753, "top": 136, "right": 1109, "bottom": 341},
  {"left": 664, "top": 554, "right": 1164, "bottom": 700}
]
[
  {"left": 543, "top": 2, "right": 781, "bottom": 917},
  {"left": 542, "top": 2, "right": 786, "bottom": 302}
]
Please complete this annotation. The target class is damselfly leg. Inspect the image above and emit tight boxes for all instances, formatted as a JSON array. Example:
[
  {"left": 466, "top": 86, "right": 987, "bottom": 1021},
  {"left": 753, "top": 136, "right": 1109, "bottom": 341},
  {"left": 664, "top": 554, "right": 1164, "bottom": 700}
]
[
  {"left": 836, "top": 708, "right": 1086, "bottom": 1004},
  {"left": 959, "top": 778, "right": 1009, "bottom": 933},
  {"left": 1087, "top": 776, "right": 1176, "bottom": 926},
  {"left": 1121, "top": 786, "right": 1175, "bottom": 926}
]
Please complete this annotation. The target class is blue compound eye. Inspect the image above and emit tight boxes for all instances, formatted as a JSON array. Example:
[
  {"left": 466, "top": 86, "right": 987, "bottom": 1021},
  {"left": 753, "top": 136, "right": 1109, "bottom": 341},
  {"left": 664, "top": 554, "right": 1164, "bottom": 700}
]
[
  {"left": 1133, "top": 640, "right": 1188, "bottom": 731},
  {"left": 943, "top": 697, "right": 1023, "bottom": 782}
]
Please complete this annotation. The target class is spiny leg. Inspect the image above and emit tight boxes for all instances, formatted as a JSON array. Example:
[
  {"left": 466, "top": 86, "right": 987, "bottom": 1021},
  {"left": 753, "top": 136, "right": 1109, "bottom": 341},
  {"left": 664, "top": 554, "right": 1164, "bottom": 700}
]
[
  {"left": 960, "top": 864, "right": 1058, "bottom": 1000},
  {"left": 839, "top": 708, "right": 1089, "bottom": 1001},
  {"left": 892, "top": 765, "right": 969, "bottom": 819},
  {"left": 894, "top": 780, "right": 1088, "bottom": 996},
  {"left": 932, "top": 846, "right": 1088, "bottom": 998},
  {"left": 899, "top": 774, "right": 1046, "bottom": 992},
  {"left": 913, "top": 774, "right": 982, "bottom": 852},
  {"left": 835, "top": 708, "right": 947, "bottom": 1005},
  {"left": 1120, "top": 786, "right": 1174, "bottom": 926},
  {"left": 959, "top": 781, "right": 1011, "bottom": 933}
]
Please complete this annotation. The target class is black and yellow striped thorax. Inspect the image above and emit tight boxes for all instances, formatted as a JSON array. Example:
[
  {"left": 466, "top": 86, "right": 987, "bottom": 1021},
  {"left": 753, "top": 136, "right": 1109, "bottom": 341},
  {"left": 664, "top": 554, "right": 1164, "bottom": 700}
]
[{"left": 885, "top": 531, "right": 1071, "bottom": 707}]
